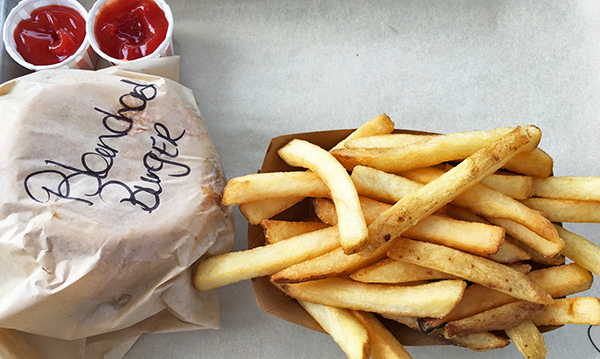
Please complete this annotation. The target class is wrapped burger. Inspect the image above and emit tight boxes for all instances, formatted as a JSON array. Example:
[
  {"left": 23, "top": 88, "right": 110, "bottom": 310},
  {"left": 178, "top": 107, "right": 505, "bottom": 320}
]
[{"left": 0, "top": 58, "right": 234, "bottom": 358}]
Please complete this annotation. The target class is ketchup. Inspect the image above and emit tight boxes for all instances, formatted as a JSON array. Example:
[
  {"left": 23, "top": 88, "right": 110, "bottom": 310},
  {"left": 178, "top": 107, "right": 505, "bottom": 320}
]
[
  {"left": 93, "top": 0, "right": 169, "bottom": 61},
  {"left": 13, "top": 5, "right": 86, "bottom": 66}
]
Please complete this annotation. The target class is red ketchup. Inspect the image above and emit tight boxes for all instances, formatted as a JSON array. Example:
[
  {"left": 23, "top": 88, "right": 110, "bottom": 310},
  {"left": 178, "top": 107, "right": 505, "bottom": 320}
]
[
  {"left": 13, "top": 5, "right": 86, "bottom": 66},
  {"left": 93, "top": 0, "right": 169, "bottom": 61}
]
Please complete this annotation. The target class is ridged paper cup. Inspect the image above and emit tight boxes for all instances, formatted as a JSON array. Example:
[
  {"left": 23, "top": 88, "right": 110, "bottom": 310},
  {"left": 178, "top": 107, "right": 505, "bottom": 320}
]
[
  {"left": 86, "top": 0, "right": 174, "bottom": 65},
  {"left": 2, "top": 0, "right": 97, "bottom": 71}
]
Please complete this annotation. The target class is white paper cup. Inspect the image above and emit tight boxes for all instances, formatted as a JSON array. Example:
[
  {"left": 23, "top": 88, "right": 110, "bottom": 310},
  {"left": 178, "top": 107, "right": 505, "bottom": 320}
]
[
  {"left": 2, "top": 0, "right": 97, "bottom": 71},
  {"left": 86, "top": 0, "right": 174, "bottom": 65}
]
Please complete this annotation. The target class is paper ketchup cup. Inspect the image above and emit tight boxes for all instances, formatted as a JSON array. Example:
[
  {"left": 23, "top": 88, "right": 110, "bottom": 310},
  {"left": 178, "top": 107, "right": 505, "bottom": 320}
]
[
  {"left": 2, "top": 0, "right": 97, "bottom": 71},
  {"left": 86, "top": 0, "right": 174, "bottom": 65}
]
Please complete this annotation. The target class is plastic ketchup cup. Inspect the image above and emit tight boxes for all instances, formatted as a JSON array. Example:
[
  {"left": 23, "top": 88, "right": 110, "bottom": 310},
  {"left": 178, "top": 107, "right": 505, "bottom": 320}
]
[
  {"left": 3, "top": 0, "right": 97, "bottom": 71},
  {"left": 87, "top": 0, "right": 174, "bottom": 65}
]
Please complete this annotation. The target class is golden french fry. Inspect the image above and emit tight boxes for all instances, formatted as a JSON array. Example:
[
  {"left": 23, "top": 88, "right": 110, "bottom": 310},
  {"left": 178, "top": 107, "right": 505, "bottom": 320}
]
[
  {"left": 298, "top": 301, "right": 370, "bottom": 359},
  {"left": 555, "top": 224, "right": 600, "bottom": 276},
  {"left": 351, "top": 311, "right": 414, "bottom": 359},
  {"left": 314, "top": 197, "right": 504, "bottom": 255},
  {"left": 387, "top": 238, "right": 552, "bottom": 304},
  {"left": 401, "top": 167, "right": 561, "bottom": 255},
  {"left": 480, "top": 172, "right": 533, "bottom": 200},
  {"left": 504, "top": 235, "right": 565, "bottom": 266},
  {"left": 505, "top": 320, "right": 547, "bottom": 359},
  {"left": 349, "top": 258, "right": 457, "bottom": 284},
  {"left": 522, "top": 198, "right": 600, "bottom": 223},
  {"left": 418, "top": 263, "right": 593, "bottom": 332},
  {"left": 449, "top": 332, "right": 510, "bottom": 352},
  {"left": 270, "top": 245, "right": 387, "bottom": 284},
  {"left": 239, "top": 196, "right": 305, "bottom": 225},
  {"left": 486, "top": 240, "right": 531, "bottom": 264},
  {"left": 274, "top": 277, "right": 466, "bottom": 318},
  {"left": 343, "top": 133, "right": 435, "bottom": 149},
  {"left": 507, "top": 262, "right": 533, "bottom": 273},
  {"left": 260, "top": 219, "right": 330, "bottom": 244},
  {"left": 240, "top": 114, "right": 395, "bottom": 223},
  {"left": 223, "top": 171, "right": 328, "bottom": 205},
  {"left": 314, "top": 196, "right": 388, "bottom": 225},
  {"left": 278, "top": 139, "right": 368, "bottom": 253},
  {"left": 365, "top": 126, "right": 540, "bottom": 252},
  {"left": 503, "top": 147, "right": 554, "bottom": 177},
  {"left": 443, "top": 301, "right": 545, "bottom": 339},
  {"left": 331, "top": 126, "right": 528, "bottom": 172},
  {"left": 382, "top": 314, "right": 510, "bottom": 351},
  {"left": 350, "top": 165, "right": 422, "bottom": 204},
  {"left": 331, "top": 113, "right": 395, "bottom": 151},
  {"left": 531, "top": 176, "right": 600, "bottom": 201},
  {"left": 194, "top": 226, "right": 340, "bottom": 291},
  {"left": 533, "top": 297, "right": 600, "bottom": 326},
  {"left": 487, "top": 217, "right": 564, "bottom": 258}
]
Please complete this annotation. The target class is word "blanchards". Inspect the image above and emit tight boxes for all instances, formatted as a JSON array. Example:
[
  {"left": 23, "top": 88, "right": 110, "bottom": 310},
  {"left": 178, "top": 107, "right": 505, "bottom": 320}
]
[{"left": 24, "top": 79, "right": 191, "bottom": 213}]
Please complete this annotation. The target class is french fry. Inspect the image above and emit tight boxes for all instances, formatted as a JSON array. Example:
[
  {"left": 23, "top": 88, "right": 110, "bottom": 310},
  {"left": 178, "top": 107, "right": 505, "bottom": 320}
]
[
  {"left": 331, "top": 126, "right": 526, "bottom": 172},
  {"left": 443, "top": 301, "right": 545, "bottom": 339},
  {"left": 219, "top": 117, "right": 600, "bottom": 358},
  {"left": 240, "top": 196, "right": 304, "bottom": 225},
  {"left": 223, "top": 171, "right": 328, "bottom": 205},
  {"left": 401, "top": 166, "right": 562, "bottom": 255},
  {"left": 314, "top": 196, "right": 389, "bottom": 225},
  {"left": 194, "top": 226, "right": 340, "bottom": 291},
  {"left": 387, "top": 238, "right": 552, "bottom": 304},
  {"left": 239, "top": 114, "right": 394, "bottom": 223},
  {"left": 260, "top": 219, "right": 330, "bottom": 244},
  {"left": 350, "top": 165, "right": 422, "bottom": 204},
  {"left": 485, "top": 240, "right": 531, "bottom": 264},
  {"left": 555, "top": 224, "right": 600, "bottom": 276},
  {"left": 521, "top": 198, "right": 600, "bottom": 223},
  {"left": 349, "top": 258, "right": 457, "bottom": 284},
  {"left": 330, "top": 113, "right": 395, "bottom": 151},
  {"left": 504, "top": 235, "right": 565, "bottom": 266},
  {"left": 298, "top": 301, "right": 370, "bottom": 359},
  {"left": 365, "top": 126, "right": 541, "bottom": 252},
  {"left": 444, "top": 205, "right": 532, "bottom": 263},
  {"left": 382, "top": 314, "right": 510, "bottom": 351},
  {"left": 532, "top": 176, "right": 600, "bottom": 201},
  {"left": 343, "top": 133, "right": 436, "bottom": 149},
  {"left": 505, "top": 320, "right": 547, "bottom": 359},
  {"left": 480, "top": 172, "right": 533, "bottom": 200},
  {"left": 314, "top": 197, "right": 504, "bottom": 255},
  {"left": 277, "top": 139, "right": 368, "bottom": 253},
  {"left": 274, "top": 277, "right": 467, "bottom": 318},
  {"left": 270, "top": 245, "right": 387, "bottom": 284},
  {"left": 507, "top": 262, "right": 533, "bottom": 273},
  {"left": 352, "top": 311, "right": 414, "bottom": 359},
  {"left": 533, "top": 297, "right": 600, "bottom": 327},
  {"left": 503, "top": 147, "right": 554, "bottom": 178},
  {"left": 418, "top": 263, "right": 593, "bottom": 333},
  {"left": 487, "top": 217, "right": 564, "bottom": 258},
  {"left": 450, "top": 332, "right": 511, "bottom": 352}
]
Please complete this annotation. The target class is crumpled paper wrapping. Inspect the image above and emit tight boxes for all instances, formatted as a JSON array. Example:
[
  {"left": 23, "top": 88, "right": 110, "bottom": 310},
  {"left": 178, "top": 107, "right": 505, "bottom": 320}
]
[{"left": 0, "top": 57, "right": 234, "bottom": 358}]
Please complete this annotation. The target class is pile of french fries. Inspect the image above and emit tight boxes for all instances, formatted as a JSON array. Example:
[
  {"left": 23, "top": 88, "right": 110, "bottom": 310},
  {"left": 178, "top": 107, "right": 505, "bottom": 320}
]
[{"left": 193, "top": 114, "right": 600, "bottom": 359}]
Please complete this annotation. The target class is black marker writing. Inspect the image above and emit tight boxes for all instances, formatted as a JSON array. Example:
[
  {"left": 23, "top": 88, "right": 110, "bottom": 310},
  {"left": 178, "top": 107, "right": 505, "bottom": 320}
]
[{"left": 24, "top": 79, "right": 190, "bottom": 213}]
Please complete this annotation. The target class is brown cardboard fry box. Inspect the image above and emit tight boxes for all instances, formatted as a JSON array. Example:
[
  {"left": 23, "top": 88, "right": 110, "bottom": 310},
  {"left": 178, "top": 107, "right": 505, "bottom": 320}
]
[
  {"left": 0, "top": 61, "right": 234, "bottom": 358},
  {"left": 248, "top": 129, "right": 450, "bottom": 346}
]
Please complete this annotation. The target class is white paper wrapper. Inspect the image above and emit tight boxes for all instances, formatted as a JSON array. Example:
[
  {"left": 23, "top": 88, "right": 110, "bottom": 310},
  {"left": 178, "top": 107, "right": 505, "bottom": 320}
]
[{"left": 0, "top": 58, "right": 234, "bottom": 358}]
